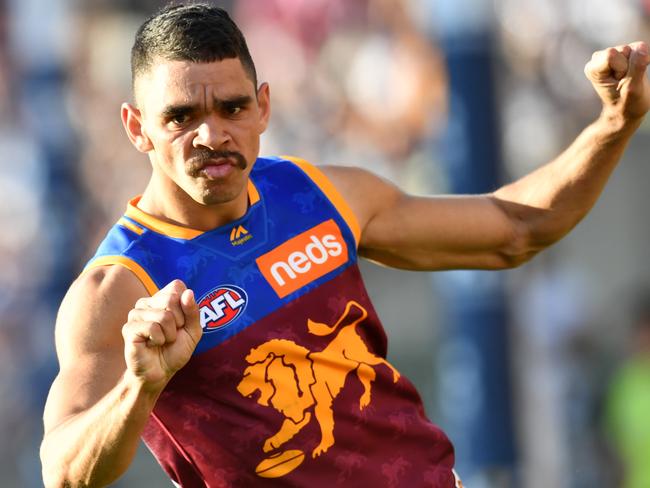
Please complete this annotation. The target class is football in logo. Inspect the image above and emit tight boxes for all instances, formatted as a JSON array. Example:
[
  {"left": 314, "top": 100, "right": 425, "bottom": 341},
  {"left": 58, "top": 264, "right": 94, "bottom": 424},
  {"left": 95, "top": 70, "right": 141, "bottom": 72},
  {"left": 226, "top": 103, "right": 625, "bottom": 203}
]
[{"left": 198, "top": 285, "right": 248, "bottom": 332}]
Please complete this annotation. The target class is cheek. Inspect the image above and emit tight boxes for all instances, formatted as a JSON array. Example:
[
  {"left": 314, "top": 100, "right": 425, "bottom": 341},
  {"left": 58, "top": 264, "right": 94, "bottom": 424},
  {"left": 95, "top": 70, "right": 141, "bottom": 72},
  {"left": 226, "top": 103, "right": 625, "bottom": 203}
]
[
  {"left": 236, "top": 119, "right": 262, "bottom": 146},
  {"left": 164, "top": 132, "right": 194, "bottom": 160},
  {"left": 150, "top": 131, "right": 193, "bottom": 170}
]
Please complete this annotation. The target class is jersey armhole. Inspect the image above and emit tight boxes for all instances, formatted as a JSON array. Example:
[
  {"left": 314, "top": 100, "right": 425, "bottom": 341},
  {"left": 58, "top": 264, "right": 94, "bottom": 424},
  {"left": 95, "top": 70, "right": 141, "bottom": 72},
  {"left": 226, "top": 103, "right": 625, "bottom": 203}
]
[
  {"left": 282, "top": 155, "right": 362, "bottom": 248},
  {"left": 83, "top": 255, "right": 160, "bottom": 296}
]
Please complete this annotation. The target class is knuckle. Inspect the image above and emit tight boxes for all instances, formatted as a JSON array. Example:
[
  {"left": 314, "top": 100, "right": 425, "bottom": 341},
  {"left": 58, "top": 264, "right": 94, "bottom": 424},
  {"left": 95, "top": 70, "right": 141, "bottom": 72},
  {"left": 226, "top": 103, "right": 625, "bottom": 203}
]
[
  {"left": 127, "top": 309, "right": 138, "bottom": 322},
  {"left": 149, "top": 321, "right": 163, "bottom": 336},
  {"left": 593, "top": 49, "right": 607, "bottom": 62},
  {"left": 606, "top": 48, "right": 623, "bottom": 67},
  {"left": 122, "top": 321, "right": 138, "bottom": 338},
  {"left": 170, "top": 279, "right": 185, "bottom": 291},
  {"left": 161, "top": 309, "right": 175, "bottom": 326},
  {"left": 625, "top": 84, "right": 639, "bottom": 97}
]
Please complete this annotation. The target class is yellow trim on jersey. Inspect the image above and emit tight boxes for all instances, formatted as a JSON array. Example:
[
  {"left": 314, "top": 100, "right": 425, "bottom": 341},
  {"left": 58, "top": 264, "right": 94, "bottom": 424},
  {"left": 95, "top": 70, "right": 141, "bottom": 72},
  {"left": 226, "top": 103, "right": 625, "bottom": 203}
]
[
  {"left": 125, "top": 197, "right": 205, "bottom": 240},
  {"left": 282, "top": 155, "right": 361, "bottom": 247},
  {"left": 248, "top": 179, "right": 261, "bottom": 206},
  {"left": 85, "top": 255, "right": 159, "bottom": 296},
  {"left": 117, "top": 217, "right": 144, "bottom": 235},
  {"left": 124, "top": 180, "right": 261, "bottom": 240}
]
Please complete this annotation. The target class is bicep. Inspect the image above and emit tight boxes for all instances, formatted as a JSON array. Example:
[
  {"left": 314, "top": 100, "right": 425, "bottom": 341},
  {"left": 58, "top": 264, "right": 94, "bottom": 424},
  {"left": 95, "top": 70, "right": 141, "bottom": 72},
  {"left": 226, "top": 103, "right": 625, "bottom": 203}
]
[
  {"left": 43, "top": 266, "right": 148, "bottom": 433},
  {"left": 360, "top": 193, "right": 529, "bottom": 270},
  {"left": 322, "top": 165, "right": 536, "bottom": 270}
]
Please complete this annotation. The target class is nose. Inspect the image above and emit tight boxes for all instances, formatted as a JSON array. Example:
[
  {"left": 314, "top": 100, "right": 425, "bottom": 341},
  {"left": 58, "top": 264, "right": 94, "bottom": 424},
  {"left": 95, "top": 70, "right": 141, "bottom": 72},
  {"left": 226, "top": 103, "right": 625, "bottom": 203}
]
[{"left": 193, "top": 115, "right": 232, "bottom": 150}]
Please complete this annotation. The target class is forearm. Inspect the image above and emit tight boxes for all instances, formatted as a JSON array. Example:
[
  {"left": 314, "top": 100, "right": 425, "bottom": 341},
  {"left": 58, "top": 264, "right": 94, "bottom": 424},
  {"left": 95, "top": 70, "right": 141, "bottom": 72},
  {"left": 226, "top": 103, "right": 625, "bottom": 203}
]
[
  {"left": 40, "top": 373, "right": 162, "bottom": 488},
  {"left": 493, "top": 111, "right": 642, "bottom": 247}
]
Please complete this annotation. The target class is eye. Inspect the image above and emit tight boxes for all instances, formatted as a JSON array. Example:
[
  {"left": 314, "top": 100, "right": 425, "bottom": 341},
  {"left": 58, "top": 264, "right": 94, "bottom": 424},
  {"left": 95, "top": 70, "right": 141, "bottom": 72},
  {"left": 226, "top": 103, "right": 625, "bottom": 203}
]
[
  {"left": 222, "top": 101, "right": 247, "bottom": 117},
  {"left": 170, "top": 113, "right": 191, "bottom": 125},
  {"left": 226, "top": 105, "right": 243, "bottom": 116}
]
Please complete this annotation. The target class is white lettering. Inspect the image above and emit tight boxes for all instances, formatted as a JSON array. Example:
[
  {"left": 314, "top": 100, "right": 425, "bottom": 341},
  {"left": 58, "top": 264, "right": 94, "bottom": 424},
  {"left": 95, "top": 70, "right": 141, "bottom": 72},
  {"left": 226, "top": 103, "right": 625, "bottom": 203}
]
[
  {"left": 288, "top": 251, "right": 311, "bottom": 273},
  {"left": 322, "top": 235, "right": 343, "bottom": 256},
  {"left": 265, "top": 233, "right": 346, "bottom": 287},
  {"left": 224, "top": 291, "right": 245, "bottom": 308},
  {"left": 305, "top": 235, "right": 328, "bottom": 264},
  {"left": 200, "top": 306, "right": 219, "bottom": 329},
  {"left": 270, "top": 261, "right": 296, "bottom": 286},
  {"left": 210, "top": 295, "right": 228, "bottom": 319}
]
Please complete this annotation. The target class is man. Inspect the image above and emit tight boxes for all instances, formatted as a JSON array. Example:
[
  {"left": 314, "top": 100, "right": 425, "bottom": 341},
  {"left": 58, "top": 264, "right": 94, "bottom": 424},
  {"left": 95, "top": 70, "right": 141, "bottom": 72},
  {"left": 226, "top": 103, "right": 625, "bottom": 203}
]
[{"left": 40, "top": 3, "right": 650, "bottom": 487}]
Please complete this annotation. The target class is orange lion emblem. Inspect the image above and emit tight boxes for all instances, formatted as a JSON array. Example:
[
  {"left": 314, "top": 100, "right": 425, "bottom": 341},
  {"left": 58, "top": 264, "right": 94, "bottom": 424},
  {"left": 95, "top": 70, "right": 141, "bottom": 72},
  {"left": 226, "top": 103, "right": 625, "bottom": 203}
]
[{"left": 237, "top": 301, "right": 400, "bottom": 463}]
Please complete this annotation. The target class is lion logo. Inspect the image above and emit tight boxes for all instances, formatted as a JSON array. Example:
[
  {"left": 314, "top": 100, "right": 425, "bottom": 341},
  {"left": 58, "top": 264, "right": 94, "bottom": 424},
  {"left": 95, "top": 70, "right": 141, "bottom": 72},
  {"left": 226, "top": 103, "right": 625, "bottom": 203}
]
[{"left": 237, "top": 301, "right": 400, "bottom": 476}]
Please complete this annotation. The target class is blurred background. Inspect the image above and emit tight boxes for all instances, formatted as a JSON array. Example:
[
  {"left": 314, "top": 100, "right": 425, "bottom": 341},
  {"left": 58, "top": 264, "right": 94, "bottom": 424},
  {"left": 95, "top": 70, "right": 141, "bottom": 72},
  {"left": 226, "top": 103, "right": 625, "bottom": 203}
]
[{"left": 1, "top": 0, "right": 650, "bottom": 486}]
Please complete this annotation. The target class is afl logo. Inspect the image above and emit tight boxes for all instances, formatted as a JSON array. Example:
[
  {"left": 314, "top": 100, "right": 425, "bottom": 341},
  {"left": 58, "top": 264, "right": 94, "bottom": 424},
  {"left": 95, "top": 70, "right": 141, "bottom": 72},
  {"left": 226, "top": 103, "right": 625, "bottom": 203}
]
[{"left": 198, "top": 285, "right": 248, "bottom": 333}]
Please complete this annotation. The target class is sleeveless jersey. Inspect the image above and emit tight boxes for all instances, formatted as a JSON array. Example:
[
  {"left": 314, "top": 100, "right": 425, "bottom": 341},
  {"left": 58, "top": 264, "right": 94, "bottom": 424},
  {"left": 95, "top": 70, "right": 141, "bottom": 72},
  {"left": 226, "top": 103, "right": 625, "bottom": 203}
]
[{"left": 87, "top": 156, "right": 456, "bottom": 487}]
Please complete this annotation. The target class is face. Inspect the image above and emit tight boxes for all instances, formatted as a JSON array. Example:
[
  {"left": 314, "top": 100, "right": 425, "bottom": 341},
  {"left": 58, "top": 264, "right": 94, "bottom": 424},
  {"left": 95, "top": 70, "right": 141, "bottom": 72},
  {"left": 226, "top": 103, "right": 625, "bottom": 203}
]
[{"left": 124, "top": 57, "right": 270, "bottom": 207}]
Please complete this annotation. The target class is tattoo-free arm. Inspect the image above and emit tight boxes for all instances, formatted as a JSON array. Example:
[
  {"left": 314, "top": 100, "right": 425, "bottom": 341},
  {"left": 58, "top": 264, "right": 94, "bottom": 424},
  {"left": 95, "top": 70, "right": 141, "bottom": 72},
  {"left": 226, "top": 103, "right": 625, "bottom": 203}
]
[
  {"left": 40, "top": 266, "right": 159, "bottom": 488},
  {"left": 323, "top": 43, "right": 650, "bottom": 271}
]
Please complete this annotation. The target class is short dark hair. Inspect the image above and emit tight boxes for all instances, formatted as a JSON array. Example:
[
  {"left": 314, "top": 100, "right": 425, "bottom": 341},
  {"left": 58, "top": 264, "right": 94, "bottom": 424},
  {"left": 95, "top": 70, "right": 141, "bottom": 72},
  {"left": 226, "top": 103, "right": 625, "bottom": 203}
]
[{"left": 131, "top": 3, "right": 257, "bottom": 91}]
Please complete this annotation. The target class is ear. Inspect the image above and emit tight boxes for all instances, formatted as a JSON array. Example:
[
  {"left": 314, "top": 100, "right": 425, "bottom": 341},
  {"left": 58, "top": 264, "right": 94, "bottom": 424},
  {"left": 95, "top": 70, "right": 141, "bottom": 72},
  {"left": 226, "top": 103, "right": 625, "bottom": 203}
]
[
  {"left": 121, "top": 102, "right": 153, "bottom": 153},
  {"left": 256, "top": 82, "right": 271, "bottom": 134}
]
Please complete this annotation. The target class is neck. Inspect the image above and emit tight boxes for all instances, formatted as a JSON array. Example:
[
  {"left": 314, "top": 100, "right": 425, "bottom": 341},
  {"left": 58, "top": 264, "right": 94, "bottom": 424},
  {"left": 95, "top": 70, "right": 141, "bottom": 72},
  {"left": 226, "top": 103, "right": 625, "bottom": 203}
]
[{"left": 138, "top": 180, "right": 249, "bottom": 232}]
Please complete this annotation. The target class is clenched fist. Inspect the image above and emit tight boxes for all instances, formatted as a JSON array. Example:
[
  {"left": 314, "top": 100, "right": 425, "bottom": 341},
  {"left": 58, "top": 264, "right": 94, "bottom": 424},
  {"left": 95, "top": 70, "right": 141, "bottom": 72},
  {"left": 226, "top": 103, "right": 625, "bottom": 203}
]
[
  {"left": 585, "top": 41, "right": 650, "bottom": 122},
  {"left": 122, "top": 279, "right": 202, "bottom": 391}
]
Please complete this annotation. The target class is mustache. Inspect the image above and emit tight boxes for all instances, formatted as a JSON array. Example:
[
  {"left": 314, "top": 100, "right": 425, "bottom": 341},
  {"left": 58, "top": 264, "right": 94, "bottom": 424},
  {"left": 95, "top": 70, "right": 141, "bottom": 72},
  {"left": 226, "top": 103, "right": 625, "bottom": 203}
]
[{"left": 187, "top": 150, "right": 248, "bottom": 175}]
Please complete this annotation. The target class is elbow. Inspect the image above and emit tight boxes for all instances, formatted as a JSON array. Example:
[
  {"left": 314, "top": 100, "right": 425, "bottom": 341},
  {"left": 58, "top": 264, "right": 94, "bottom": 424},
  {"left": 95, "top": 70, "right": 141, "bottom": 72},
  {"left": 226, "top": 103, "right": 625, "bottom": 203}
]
[
  {"left": 496, "top": 222, "right": 545, "bottom": 269},
  {"left": 489, "top": 194, "right": 563, "bottom": 269},
  {"left": 41, "top": 463, "right": 68, "bottom": 488},
  {"left": 40, "top": 440, "right": 98, "bottom": 488},
  {"left": 42, "top": 476, "right": 70, "bottom": 488},
  {"left": 41, "top": 456, "right": 127, "bottom": 488},
  {"left": 496, "top": 249, "right": 540, "bottom": 269},
  {"left": 41, "top": 443, "right": 71, "bottom": 488},
  {"left": 41, "top": 458, "right": 117, "bottom": 488},
  {"left": 41, "top": 465, "right": 96, "bottom": 488}
]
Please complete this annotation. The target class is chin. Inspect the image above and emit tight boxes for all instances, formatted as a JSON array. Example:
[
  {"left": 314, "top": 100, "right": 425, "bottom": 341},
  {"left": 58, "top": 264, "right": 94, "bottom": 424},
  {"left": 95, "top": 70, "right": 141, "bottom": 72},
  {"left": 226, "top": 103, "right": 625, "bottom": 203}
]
[
  {"left": 183, "top": 176, "right": 245, "bottom": 207},
  {"left": 194, "top": 188, "right": 239, "bottom": 206}
]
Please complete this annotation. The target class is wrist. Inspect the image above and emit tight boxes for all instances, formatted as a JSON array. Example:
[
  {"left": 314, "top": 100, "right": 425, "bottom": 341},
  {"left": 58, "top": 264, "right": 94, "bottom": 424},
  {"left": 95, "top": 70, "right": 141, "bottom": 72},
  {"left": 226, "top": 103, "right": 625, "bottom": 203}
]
[
  {"left": 121, "top": 370, "right": 167, "bottom": 406},
  {"left": 598, "top": 106, "right": 644, "bottom": 137}
]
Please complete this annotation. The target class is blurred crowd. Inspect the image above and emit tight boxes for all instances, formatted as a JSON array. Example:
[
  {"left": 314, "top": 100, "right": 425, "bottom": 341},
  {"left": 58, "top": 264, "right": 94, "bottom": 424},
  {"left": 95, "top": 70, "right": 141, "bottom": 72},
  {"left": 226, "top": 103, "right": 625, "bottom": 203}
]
[{"left": 1, "top": 0, "right": 650, "bottom": 486}]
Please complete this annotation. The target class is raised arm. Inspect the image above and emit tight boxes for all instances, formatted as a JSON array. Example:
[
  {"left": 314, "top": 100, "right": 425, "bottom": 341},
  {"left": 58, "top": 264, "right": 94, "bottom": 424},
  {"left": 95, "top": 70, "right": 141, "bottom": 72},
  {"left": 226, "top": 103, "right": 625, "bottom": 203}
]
[
  {"left": 324, "top": 42, "right": 650, "bottom": 271},
  {"left": 40, "top": 267, "right": 202, "bottom": 487}
]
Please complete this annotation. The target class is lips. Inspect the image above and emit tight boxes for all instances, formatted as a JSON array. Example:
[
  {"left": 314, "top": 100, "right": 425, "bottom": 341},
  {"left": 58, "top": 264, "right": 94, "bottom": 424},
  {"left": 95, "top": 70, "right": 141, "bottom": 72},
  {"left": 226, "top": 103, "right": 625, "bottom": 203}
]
[
  {"left": 188, "top": 151, "right": 248, "bottom": 178},
  {"left": 200, "top": 160, "right": 237, "bottom": 179}
]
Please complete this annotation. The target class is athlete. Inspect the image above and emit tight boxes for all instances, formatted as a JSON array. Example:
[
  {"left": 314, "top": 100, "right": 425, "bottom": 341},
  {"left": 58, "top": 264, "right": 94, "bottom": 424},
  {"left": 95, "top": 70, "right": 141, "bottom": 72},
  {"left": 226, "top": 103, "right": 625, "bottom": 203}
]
[{"left": 40, "top": 3, "right": 650, "bottom": 488}]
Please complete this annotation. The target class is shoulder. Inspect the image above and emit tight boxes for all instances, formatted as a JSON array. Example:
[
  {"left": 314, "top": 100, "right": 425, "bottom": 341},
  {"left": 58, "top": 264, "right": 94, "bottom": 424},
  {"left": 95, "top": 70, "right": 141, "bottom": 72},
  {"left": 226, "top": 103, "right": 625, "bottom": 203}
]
[
  {"left": 44, "top": 265, "right": 149, "bottom": 432},
  {"left": 55, "top": 265, "right": 149, "bottom": 362},
  {"left": 267, "top": 157, "right": 405, "bottom": 243},
  {"left": 319, "top": 165, "right": 404, "bottom": 236},
  {"left": 319, "top": 165, "right": 401, "bottom": 197},
  {"left": 65, "top": 264, "right": 149, "bottom": 314}
]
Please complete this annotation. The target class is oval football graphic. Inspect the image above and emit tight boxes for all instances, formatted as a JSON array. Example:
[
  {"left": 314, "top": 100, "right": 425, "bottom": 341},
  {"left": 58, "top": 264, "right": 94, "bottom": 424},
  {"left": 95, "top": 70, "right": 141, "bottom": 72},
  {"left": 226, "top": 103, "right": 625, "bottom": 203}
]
[
  {"left": 198, "top": 285, "right": 248, "bottom": 332},
  {"left": 255, "top": 450, "right": 305, "bottom": 478}
]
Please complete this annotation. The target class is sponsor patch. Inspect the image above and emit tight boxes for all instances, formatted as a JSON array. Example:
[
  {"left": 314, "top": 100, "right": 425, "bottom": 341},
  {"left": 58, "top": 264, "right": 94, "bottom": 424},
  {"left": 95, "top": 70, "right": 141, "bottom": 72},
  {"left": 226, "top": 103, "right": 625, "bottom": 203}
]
[
  {"left": 230, "top": 225, "right": 253, "bottom": 246},
  {"left": 255, "top": 219, "right": 348, "bottom": 298},
  {"left": 198, "top": 285, "right": 248, "bottom": 332}
]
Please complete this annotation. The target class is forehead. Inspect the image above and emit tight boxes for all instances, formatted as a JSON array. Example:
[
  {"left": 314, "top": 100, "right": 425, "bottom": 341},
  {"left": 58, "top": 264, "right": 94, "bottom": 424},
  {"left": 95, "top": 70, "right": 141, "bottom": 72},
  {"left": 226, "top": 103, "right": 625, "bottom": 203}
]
[{"left": 136, "top": 58, "right": 255, "bottom": 110}]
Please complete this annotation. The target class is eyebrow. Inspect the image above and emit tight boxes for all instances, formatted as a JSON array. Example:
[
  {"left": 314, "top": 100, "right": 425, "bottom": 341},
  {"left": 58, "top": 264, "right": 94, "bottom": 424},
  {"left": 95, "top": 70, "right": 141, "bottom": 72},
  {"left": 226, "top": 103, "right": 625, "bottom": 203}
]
[
  {"left": 160, "top": 104, "right": 198, "bottom": 119},
  {"left": 214, "top": 95, "right": 254, "bottom": 110},
  {"left": 160, "top": 95, "right": 254, "bottom": 118}
]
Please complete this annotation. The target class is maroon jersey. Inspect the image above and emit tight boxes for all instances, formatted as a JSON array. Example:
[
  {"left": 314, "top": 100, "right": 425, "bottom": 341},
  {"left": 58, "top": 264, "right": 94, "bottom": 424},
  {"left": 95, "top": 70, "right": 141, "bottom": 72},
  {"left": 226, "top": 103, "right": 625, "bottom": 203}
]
[{"left": 88, "top": 156, "right": 456, "bottom": 487}]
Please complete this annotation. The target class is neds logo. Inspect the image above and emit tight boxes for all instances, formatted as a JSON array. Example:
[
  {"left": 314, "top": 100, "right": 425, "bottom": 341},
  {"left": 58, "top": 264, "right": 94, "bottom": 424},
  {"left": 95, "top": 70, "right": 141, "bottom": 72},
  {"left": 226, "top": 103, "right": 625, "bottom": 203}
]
[
  {"left": 198, "top": 285, "right": 248, "bottom": 332},
  {"left": 256, "top": 219, "right": 348, "bottom": 298}
]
